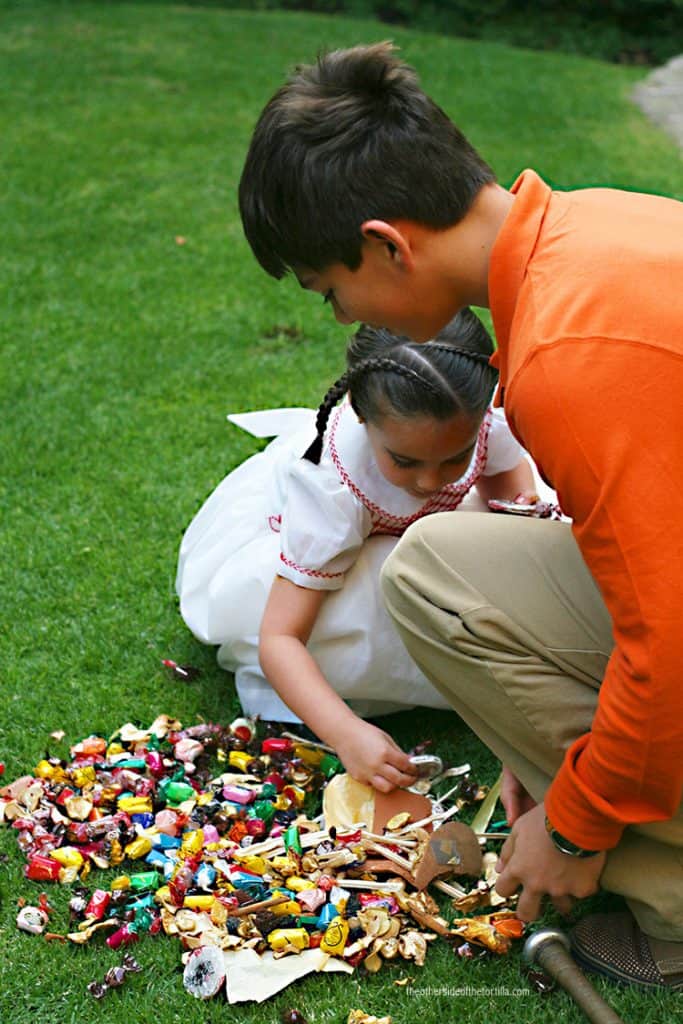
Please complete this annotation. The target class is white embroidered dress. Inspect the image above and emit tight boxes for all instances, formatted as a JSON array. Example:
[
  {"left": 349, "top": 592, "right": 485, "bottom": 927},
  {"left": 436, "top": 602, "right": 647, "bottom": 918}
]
[{"left": 176, "top": 401, "right": 524, "bottom": 721}]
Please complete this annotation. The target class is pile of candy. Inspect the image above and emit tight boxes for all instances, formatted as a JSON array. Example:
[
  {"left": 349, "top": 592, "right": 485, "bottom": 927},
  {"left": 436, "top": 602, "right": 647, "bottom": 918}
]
[{"left": 0, "top": 710, "right": 523, "bottom": 1004}]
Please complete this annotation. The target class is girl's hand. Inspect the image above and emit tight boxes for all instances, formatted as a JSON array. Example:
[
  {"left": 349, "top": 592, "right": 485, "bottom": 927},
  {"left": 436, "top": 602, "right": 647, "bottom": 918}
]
[
  {"left": 475, "top": 458, "right": 537, "bottom": 505},
  {"left": 334, "top": 719, "right": 417, "bottom": 793},
  {"left": 500, "top": 764, "right": 537, "bottom": 825},
  {"left": 511, "top": 490, "right": 540, "bottom": 504}
]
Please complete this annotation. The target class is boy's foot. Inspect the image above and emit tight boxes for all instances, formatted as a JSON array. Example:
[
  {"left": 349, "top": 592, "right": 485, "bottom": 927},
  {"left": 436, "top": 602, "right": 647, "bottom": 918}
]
[{"left": 570, "top": 911, "right": 683, "bottom": 990}]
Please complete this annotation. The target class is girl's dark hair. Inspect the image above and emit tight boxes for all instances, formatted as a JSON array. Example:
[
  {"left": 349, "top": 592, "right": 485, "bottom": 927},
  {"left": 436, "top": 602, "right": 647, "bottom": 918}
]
[
  {"left": 302, "top": 308, "right": 497, "bottom": 464},
  {"left": 239, "top": 42, "right": 495, "bottom": 279}
]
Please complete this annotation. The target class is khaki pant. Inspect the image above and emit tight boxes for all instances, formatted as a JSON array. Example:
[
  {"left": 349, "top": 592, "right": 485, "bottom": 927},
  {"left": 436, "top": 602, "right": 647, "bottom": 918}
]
[{"left": 381, "top": 512, "right": 683, "bottom": 940}]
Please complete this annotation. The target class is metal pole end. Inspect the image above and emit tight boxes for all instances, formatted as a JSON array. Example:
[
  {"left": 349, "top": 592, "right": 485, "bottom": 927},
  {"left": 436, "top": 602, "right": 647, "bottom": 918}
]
[{"left": 522, "top": 927, "right": 571, "bottom": 965}]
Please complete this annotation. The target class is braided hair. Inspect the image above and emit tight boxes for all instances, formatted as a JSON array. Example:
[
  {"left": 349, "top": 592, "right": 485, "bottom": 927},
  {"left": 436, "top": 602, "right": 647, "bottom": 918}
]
[{"left": 302, "top": 308, "right": 497, "bottom": 464}]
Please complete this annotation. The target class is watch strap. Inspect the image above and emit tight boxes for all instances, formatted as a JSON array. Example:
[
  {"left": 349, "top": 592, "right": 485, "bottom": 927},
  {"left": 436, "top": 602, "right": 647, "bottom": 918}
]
[{"left": 545, "top": 816, "right": 600, "bottom": 858}]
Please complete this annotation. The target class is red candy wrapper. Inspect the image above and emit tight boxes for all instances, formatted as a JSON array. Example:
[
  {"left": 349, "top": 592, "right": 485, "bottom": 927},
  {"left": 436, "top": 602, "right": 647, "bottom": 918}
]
[
  {"left": 25, "top": 855, "right": 61, "bottom": 882},
  {"left": 85, "top": 889, "right": 111, "bottom": 921}
]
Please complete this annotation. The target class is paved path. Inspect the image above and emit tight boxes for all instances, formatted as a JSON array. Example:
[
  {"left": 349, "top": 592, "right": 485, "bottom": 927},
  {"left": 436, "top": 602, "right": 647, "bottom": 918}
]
[{"left": 632, "top": 54, "right": 683, "bottom": 151}]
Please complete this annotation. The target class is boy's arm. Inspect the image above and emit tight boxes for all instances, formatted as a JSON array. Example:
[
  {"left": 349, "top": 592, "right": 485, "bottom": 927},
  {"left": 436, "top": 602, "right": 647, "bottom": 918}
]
[
  {"left": 475, "top": 457, "right": 537, "bottom": 504},
  {"left": 508, "top": 341, "right": 683, "bottom": 849},
  {"left": 494, "top": 338, "right": 683, "bottom": 921},
  {"left": 259, "top": 576, "right": 416, "bottom": 792}
]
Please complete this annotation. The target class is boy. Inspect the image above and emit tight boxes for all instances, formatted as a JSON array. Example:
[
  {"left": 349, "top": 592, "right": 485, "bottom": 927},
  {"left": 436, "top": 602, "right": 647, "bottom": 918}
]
[{"left": 239, "top": 42, "right": 683, "bottom": 988}]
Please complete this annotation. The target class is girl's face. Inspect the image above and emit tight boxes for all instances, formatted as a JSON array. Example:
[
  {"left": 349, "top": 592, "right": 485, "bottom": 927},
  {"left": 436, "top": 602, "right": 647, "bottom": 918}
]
[{"left": 364, "top": 410, "right": 481, "bottom": 498}]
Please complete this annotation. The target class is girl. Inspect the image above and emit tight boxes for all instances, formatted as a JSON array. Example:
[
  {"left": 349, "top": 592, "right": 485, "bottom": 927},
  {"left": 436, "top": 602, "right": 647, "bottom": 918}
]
[{"left": 176, "top": 310, "right": 537, "bottom": 791}]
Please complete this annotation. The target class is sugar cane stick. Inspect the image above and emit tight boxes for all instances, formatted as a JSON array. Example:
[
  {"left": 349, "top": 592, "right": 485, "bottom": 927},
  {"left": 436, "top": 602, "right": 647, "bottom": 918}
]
[
  {"left": 336, "top": 879, "right": 405, "bottom": 892},
  {"left": 282, "top": 731, "right": 337, "bottom": 754},
  {"left": 231, "top": 894, "right": 290, "bottom": 917},
  {"left": 361, "top": 839, "right": 414, "bottom": 871},
  {"left": 360, "top": 831, "right": 417, "bottom": 849},
  {"left": 433, "top": 878, "right": 467, "bottom": 898},
  {"left": 396, "top": 801, "right": 460, "bottom": 835}
]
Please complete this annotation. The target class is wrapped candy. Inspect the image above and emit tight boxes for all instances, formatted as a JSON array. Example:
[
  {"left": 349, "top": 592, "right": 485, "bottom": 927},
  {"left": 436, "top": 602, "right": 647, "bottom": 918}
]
[
  {"left": 182, "top": 945, "right": 225, "bottom": 999},
  {"left": 161, "top": 659, "right": 201, "bottom": 682},
  {"left": 16, "top": 905, "right": 49, "bottom": 934},
  {"left": 2, "top": 709, "right": 516, "bottom": 1008},
  {"left": 451, "top": 912, "right": 524, "bottom": 954},
  {"left": 320, "top": 917, "right": 349, "bottom": 954},
  {"left": 25, "top": 854, "right": 61, "bottom": 881},
  {"left": 268, "top": 927, "right": 310, "bottom": 952},
  {"left": 261, "top": 738, "right": 293, "bottom": 756},
  {"left": 106, "top": 924, "right": 140, "bottom": 949},
  {"left": 87, "top": 953, "right": 142, "bottom": 999},
  {"left": 84, "top": 889, "right": 111, "bottom": 921}
]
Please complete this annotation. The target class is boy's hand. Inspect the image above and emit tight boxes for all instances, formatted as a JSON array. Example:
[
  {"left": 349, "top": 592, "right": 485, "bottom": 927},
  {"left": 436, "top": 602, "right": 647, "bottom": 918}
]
[
  {"left": 334, "top": 719, "right": 417, "bottom": 793},
  {"left": 495, "top": 802, "right": 606, "bottom": 921},
  {"left": 500, "top": 764, "right": 537, "bottom": 825}
]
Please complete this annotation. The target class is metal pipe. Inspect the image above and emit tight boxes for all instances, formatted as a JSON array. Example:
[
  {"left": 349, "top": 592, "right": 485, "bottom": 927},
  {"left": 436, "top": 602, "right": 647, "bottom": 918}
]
[{"left": 523, "top": 928, "right": 625, "bottom": 1024}]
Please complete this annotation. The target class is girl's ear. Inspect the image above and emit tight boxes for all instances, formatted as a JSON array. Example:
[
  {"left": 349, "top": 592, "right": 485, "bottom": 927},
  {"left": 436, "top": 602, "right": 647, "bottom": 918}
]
[{"left": 361, "top": 219, "right": 415, "bottom": 271}]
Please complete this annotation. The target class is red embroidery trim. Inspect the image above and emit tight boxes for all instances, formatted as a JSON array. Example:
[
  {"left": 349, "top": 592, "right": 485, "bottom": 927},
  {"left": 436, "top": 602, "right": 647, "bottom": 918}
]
[
  {"left": 279, "top": 552, "right": 344, "bottom": 579},
  {"left": 327, "top": 402, "right": 492, "bottom": 537}
]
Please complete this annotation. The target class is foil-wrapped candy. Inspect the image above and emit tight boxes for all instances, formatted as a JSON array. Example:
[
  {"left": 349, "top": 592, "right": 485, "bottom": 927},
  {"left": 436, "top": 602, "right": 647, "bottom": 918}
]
[
  {"left": 87, "top": 953, "right": 142, "bottom": 999},
  {"left": 357, "top": 907, "right": 399, "bottom": 940},
  {"left": 451, "top": 880, "right": 491, "bottom": 914},
  {"left": 67, "top": 919, "right": 118, "bottom": 944},
  {"left": 452, "top": 911, "right": 524, "bottom": 954},
  {"left": 362, "top": 930, "right": 405, "bottom": 973},
  {"left": 487, "top": 497, "right": 563, "bottom": 519},
  {"left": 16, "top": 905, "right": 49, "bottom": 934},
  {"left": 398, "top": 930, "right": 434, "bottom": 966},
  {"left": 482, "top": 850, "right": 509, "bottom": 908}
]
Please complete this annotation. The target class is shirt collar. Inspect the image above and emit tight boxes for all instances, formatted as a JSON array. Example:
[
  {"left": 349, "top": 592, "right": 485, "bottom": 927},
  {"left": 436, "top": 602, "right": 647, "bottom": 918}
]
[{"left": 488, "top": 169, "right": 553, "bottom": 404}]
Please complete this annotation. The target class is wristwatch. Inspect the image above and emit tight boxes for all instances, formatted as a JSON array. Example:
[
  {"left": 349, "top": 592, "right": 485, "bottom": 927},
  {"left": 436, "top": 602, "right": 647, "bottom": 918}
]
[{"left": 545, "top": 816, "right": 600, "bottom": 858}]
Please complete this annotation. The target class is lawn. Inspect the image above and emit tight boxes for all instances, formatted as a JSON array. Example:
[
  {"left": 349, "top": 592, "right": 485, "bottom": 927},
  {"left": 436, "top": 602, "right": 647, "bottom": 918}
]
[{"left": 0, "top": 2, "right": 680, "bottom": 1022}]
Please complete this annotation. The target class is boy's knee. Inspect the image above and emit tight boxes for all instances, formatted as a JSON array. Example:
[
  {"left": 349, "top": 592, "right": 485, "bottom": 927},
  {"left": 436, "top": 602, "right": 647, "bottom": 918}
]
[
  {"left": 381, "top": 513, "right": 503, "bottom": 627},
  {"left": 380, "top": 518, "right": 438, "bottom": 610},
  {"left": 379, "top": 536, "right": 402, "bottom": 607}
]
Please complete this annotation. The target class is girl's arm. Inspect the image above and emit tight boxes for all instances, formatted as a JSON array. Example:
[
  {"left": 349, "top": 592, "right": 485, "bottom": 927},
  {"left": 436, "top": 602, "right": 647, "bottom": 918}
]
[
  {"left": 475, "top": 455, "right": 537, "bottom": 505},
  {"left": 259, "top": 575, "right": 417, "bottom": 793}
]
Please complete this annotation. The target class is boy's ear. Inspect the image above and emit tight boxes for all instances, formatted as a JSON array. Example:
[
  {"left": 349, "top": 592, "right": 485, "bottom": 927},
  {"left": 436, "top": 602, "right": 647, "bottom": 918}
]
[{"left": 361, "top": 219, "right": 414, "bottom": 271}]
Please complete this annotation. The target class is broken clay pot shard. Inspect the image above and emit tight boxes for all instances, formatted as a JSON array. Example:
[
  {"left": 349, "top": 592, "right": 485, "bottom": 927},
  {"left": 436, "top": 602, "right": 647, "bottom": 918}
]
[{"left": 411, "top": 821, "right": 482, "bottom": 889}]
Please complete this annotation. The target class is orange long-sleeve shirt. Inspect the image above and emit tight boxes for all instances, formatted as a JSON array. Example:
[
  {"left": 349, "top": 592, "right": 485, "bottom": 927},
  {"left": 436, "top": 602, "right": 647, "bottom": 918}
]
[{"left": 489, "top": 169, "right": 683, "bottom": 850}]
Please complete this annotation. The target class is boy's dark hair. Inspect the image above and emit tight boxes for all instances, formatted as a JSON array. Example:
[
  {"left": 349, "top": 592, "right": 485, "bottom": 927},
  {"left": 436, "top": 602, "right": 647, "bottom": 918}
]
[
  {"left": 302, "top": 308, "right": 497, "bottom": 464},
  {"left": 239, "top": 42, "right": 495, "bottom": 279}
]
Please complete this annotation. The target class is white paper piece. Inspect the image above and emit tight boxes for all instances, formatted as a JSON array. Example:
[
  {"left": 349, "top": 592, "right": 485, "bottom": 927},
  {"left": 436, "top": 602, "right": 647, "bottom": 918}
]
[
  {"left": 224, "top": 947, "right": 353, "bottom": 1004},
  {"left": 227, "top": 408, "right": 314, "bottom": 438}
]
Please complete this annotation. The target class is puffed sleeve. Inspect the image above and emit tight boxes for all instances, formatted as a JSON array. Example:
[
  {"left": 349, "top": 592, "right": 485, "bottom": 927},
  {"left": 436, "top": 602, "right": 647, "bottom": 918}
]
[
  {"left": 480, "top": 406, "right": 525, "bottom": 476},
  {"left": 278, "top": 457, "right": 372, "bottom": 591}
]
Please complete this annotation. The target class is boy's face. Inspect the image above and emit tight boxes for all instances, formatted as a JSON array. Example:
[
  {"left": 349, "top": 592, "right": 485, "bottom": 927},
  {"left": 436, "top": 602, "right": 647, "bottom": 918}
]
[{"left": 296, "top": 236, "right": 460, "bottom": 342}]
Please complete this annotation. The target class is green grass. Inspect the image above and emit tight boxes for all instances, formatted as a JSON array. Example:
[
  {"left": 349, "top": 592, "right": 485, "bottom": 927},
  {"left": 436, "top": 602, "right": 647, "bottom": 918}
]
[{"left": 0, "top": 3, "right": 681, "bottom": 1022}]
